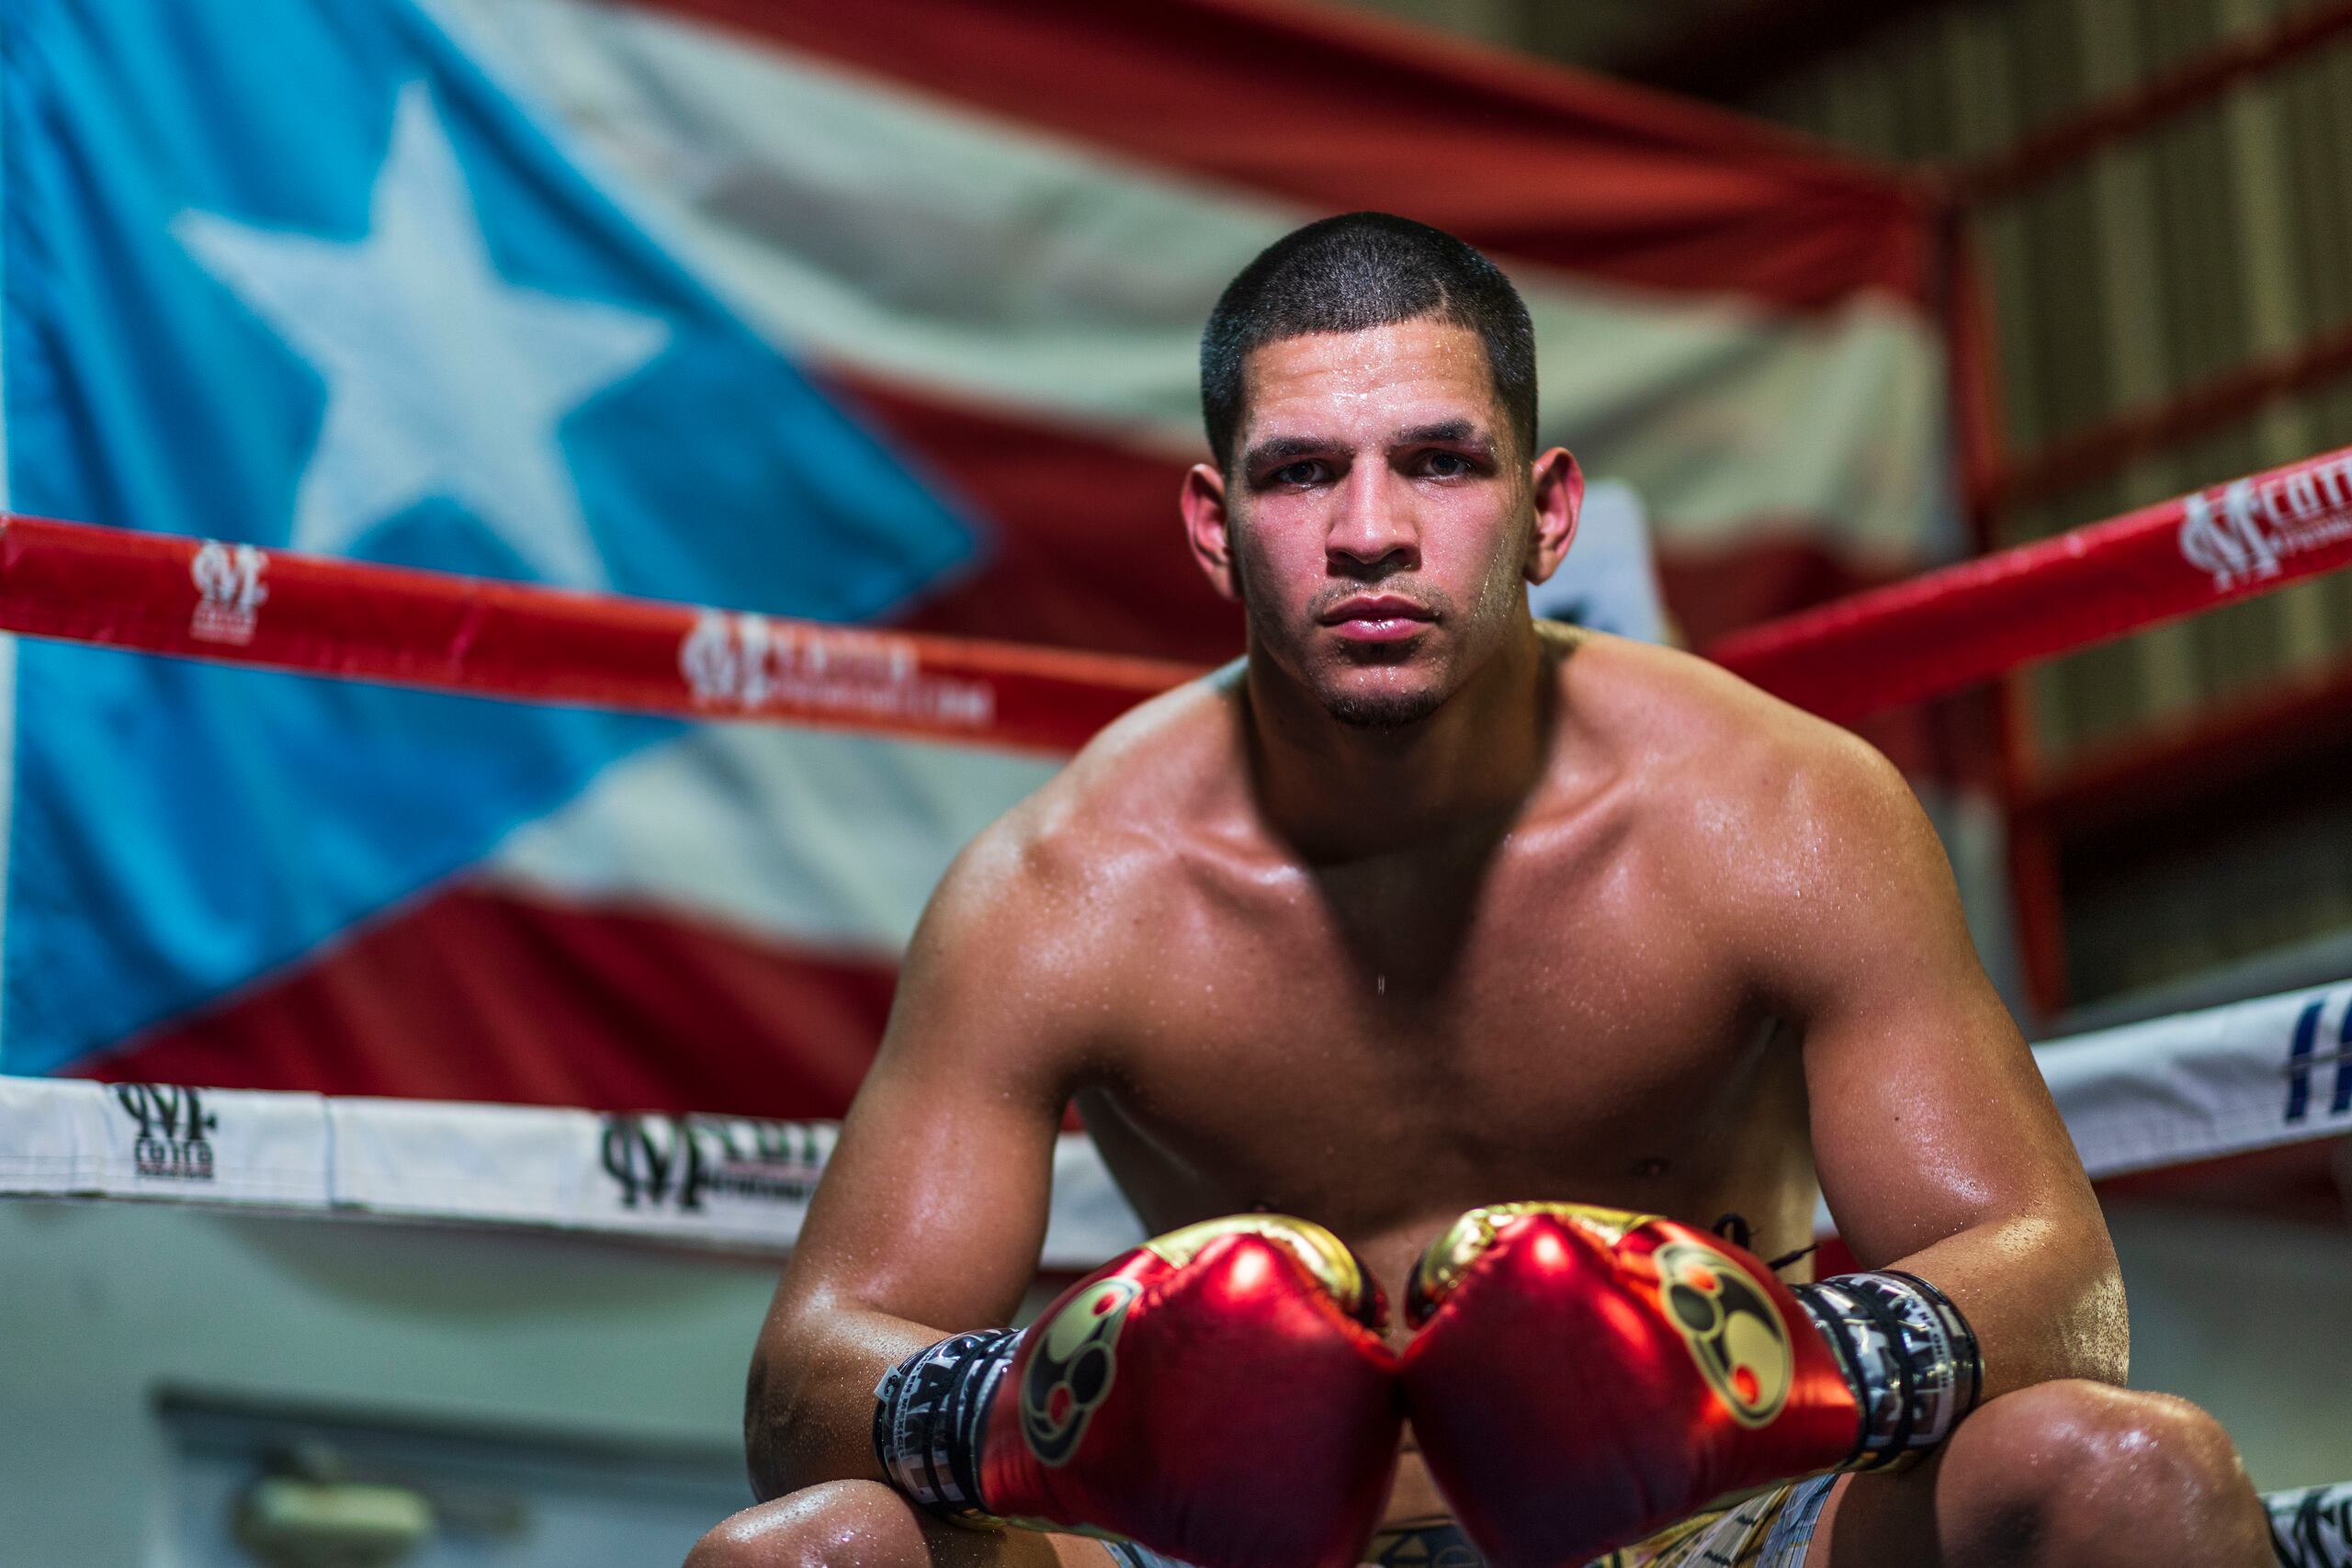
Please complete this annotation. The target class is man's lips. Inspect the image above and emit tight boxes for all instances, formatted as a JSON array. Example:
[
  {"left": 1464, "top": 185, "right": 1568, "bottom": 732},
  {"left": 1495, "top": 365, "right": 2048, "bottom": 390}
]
[{"left": 1320, "top": 594, "right": 1434, "bottom": 642}]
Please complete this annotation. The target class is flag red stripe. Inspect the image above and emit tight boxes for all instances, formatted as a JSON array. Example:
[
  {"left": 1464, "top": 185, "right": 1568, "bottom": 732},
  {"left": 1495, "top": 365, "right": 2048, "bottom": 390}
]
[
  {"left": 624, "top": 0, "right": 1934, "bottom": 309},
  {"left": 825, "top": 373, "right": 1245, "bottom": 664},
  {"left": 834, "top": 367, "right": 1916, "bottom": 657},
  {"left": 75, "top": 886, "right": 897, "bottom": 1119}
]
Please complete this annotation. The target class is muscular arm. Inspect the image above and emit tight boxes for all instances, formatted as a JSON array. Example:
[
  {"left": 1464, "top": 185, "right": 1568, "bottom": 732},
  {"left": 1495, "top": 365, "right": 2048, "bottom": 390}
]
[
  {"left": 744, "top": 816, "right": 1098, "bottom": 1500},
  {"left": 1749, "top": 730, "right": 2125, "bottom": 1398}
]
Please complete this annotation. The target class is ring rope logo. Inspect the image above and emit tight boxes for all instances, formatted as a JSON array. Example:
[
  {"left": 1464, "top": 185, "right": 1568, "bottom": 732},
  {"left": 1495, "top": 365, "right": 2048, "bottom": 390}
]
[
  {"left": 599, "top": 1114, "right": 831, "bottom": 1212},
  {"left": 112, "top": 1083, "right": 219, "bottom": 1181},
  {"left": 1654, "top": 1237, "right": 1793, "bottom": 1427},
  {"left": 2178, "top": 458, "right": 2352, "bottom": 592},
  {"left": 677, "top": 610, "right": 994, "bottom": 728},
  {"left": 1020, "top": 1277, "right": 1143, "bottom": 1465},
  {"left": 2284, "top": 991, "right": 2352, "bottom": 1124},
  {"left": 189, "top": 541, "right": 268, "bottom": 646}
]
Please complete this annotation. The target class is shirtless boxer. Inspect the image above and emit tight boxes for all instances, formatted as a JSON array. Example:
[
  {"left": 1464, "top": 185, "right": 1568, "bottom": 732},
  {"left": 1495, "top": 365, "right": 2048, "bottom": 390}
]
[{"left": 689, "top": 213, "right": 2275, "bottom": 1568}]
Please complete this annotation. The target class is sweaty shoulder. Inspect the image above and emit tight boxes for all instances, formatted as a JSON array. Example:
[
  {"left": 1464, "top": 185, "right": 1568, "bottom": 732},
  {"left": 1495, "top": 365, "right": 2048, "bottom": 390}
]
[
  {"left": 912, "top": 669, "right": 1248, "bottom": 983},
  {"left": 1555, "top": 633, "right": 1934, "bottom": 918},
  {"left": 881, "top": 672, "right": 1246, "bottom": 1098}
]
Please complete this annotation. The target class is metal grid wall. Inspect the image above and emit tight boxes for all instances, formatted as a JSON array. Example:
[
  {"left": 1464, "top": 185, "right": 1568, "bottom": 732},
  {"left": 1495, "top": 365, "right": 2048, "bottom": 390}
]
[
  {"left": 1751, "top": 0, "right": 2352, "bottom": 1001},
  {"left": 1754, "top": 0, "right": 2352, "bottom": 757}
]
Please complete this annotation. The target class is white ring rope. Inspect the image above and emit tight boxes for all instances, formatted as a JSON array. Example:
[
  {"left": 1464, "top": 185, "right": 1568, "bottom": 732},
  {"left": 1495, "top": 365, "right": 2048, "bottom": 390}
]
[{"left": 3, "top": 976, "right": 2346, "bottom": 1267}]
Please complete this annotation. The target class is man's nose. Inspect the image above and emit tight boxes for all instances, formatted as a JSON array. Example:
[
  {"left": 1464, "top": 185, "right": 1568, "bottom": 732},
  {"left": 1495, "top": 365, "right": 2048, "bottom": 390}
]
[{"left": 1326, "top": 469, "right": 1419, "bottom": 574}]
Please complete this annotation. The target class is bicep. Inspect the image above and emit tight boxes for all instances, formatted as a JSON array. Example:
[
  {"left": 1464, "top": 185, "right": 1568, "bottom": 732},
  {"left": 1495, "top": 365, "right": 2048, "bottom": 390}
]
[
  {"left": 775, "top": 845, "right": 1086, "bottom": 1335},
  {"left": 1772, "top": 754, "right": 2090, "bottom": 1268}
]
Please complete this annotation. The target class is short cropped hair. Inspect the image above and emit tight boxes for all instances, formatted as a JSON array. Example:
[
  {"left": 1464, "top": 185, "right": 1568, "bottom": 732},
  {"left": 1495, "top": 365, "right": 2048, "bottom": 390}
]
[{"left": 1200, "top": 212, "right": 1537, "bottom": 472}]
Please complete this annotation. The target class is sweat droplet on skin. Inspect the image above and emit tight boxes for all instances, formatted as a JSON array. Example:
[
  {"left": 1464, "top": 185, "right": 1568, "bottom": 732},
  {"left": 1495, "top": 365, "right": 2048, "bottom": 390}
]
[{"left": 1376, "top": 974, "right": 1387, "bottom": 996}]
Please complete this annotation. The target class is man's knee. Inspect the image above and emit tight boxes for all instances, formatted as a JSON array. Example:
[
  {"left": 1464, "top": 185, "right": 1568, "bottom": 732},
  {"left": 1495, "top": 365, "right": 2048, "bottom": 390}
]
[
  {"left": 686, "top": 1481, "right": 925, "bottom": 1568},
  {"left": 1977, "top": 1382, "right": 2242, "bottom": 1500},
  {"left": 1951, "top": 1380, "right": 2264, "bottom": 1558}
]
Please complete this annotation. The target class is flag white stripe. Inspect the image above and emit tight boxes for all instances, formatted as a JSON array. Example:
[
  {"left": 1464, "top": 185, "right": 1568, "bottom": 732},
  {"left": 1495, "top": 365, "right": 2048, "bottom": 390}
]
[
  {"left": 431, "top": 0, "right": 1952, "bottom": 564},
  {"left": 482, "top": 724, "right": 1058, "bottom": 953}
]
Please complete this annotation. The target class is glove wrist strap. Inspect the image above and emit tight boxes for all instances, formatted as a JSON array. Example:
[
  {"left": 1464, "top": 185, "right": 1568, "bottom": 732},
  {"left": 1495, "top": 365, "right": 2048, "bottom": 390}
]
[
  {"left": 873, "top": 1328, "right": 1021, "bottom": 1519},
  {"left": 1792, "top": 1270, "right": 1983, "bottom": 1472}
]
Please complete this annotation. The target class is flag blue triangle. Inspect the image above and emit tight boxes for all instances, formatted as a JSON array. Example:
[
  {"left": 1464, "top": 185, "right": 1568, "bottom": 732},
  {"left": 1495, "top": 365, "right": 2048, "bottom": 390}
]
[{"left": 0, "top": 0, "right": 979, "bottom": 1071}]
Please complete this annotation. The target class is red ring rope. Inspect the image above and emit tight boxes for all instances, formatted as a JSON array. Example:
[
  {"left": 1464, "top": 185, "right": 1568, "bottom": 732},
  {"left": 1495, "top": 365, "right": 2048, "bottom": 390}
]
[
  {"left": 1703, "top": 444, "right": 2352, "bottom": 722},
  {"left": 2, "top": 443, "right": 2347, "bottom": 743}
]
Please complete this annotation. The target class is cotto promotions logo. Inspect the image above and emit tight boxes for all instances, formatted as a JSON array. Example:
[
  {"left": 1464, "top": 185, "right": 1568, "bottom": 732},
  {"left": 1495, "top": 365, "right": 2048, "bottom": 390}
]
[
  {"left": 189, "top": 540, "right": 269, "bottom": 646},
  {"left": 597, "top": 1113, "right": 831, "bottom": 1213},
  {"left": 1021, "top": 1276, "right": 1144, "bottom": 1465},
  {"left": 2177, "top": 455, "right": 2352, "bottom": 592},
  {"left": 1654, "top": 1236, "right": 1793, "bottom": 1427},
  {"left": 677, "top": 610, "right": 994, "bottom": 728},
  {"left": 112, "top": 1084, "right": 219, "bottom": 1181}
]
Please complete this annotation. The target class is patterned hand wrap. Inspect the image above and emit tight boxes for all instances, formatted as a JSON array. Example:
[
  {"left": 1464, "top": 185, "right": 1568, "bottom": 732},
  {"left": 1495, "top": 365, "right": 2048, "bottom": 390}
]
[
  {"left": 1790, "top": 1269, "right": 1982, "bottom": 1470},
  {"left": 872, "top": 1328, "right": 1021, "bottom": 1518}
]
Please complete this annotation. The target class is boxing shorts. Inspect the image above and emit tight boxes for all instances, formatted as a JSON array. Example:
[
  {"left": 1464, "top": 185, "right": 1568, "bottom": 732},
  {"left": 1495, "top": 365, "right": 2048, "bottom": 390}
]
[{"left": 1099, "top": 1474, "right": 1838, "bottom": 1568}]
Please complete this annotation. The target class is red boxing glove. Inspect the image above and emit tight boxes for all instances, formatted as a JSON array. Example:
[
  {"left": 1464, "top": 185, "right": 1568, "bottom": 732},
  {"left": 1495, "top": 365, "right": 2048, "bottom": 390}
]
[
  {"left": 875, "top": 1214, "right": 1401, "bottom": 1568},
  {"left": 1399, "top": 1203, "right": 1862, "bottom": 1568}
]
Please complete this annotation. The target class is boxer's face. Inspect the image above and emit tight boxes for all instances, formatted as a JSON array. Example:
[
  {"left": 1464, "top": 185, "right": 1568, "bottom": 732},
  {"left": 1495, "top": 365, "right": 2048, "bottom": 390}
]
[{"left": 1196, "top": 318, "right": 1536, "bottom": 730}]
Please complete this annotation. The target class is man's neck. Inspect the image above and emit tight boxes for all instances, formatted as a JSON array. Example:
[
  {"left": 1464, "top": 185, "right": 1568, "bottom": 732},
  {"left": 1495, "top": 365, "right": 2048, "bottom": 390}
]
[{"left": 1241, "top": 629, "right": 1552, "bottom": 863}]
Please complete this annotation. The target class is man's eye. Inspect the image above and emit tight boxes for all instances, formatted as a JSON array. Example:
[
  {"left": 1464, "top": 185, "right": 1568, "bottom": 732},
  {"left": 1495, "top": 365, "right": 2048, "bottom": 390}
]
[
  {"left": 1271, "top": 461, "right": 1326, "bottom": 486},
  {"left": 1423, "top": 452, "right": 1473, "bottom": 479}
]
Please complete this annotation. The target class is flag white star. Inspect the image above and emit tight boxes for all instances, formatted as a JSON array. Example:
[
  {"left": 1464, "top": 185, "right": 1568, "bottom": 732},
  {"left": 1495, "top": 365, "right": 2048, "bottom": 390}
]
[{"left": 175, "top": 82, "right": 669, "bottom": 588}]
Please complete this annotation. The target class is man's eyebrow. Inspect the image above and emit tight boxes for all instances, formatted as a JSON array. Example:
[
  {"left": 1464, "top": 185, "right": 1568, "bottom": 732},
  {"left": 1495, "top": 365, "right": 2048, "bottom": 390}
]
[
  {"left": 1390, "top": 420, "right": 1490, "bottom": 450},
  {"left": 1240, "top": 434, "right": 1335, "bottom": 468}
]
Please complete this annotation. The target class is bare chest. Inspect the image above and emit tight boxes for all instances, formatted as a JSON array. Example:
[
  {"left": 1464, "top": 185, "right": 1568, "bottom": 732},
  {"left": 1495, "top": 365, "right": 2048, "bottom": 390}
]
[{"left": 1077, "top": 844, "right": 1807, "bottom": 1258}]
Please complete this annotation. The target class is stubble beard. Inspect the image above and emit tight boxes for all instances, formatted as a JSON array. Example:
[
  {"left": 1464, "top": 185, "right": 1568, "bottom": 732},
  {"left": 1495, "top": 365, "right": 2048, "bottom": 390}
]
[
  {"left": 1246, "top": 593, "right": 1453, "bottom": 731},
  {"left": 1306, "top": 559, "right": 1530, "bottom": 731},
  {"left": 1323, "top": 678, "right": 1447, "bottom": 731},
  {"left": 1227, "top": 510, "right": 1520, "bottom": 734}
]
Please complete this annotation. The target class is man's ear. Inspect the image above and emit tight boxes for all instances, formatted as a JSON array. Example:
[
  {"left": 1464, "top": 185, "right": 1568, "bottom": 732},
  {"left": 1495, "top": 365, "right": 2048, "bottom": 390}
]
[
  {"left": 1523, "top": 446, "right": 1584, "bottom": 585},
  {"left": 1182, "top": 462, "right": 1241, "bottom": 602}
]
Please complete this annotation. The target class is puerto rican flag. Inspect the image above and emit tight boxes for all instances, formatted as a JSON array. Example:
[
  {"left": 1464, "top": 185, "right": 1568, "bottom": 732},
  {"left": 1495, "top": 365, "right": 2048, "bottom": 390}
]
[{"left": 0, "top": 0, "right": 1954, "bottom": 1113}]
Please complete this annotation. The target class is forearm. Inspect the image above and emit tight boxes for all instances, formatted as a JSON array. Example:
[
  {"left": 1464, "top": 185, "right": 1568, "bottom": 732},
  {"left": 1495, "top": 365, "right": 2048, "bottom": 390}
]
[
  {"left": 745, "top": 1294, "right": 953, "bottom": 1500},
  {"left": 1878, "top": 1205, "right": 2128, "bottom": 1398}
]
